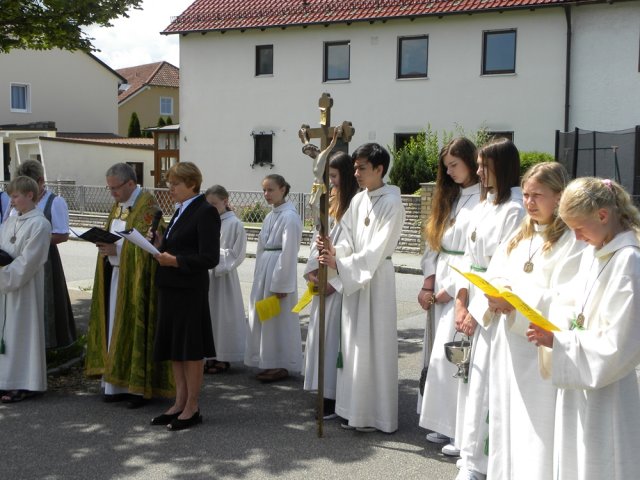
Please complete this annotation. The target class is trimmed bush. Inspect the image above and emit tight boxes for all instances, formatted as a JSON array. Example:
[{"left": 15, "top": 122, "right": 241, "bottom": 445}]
[
  {"left": 520, "top": 151, "right": 555, "bottom": 175},
  {"left": 127, "top": 112, "right": 141, "bottom": 137}
]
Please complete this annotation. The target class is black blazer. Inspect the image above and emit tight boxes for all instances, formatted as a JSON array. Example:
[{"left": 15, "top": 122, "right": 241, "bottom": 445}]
[{"left": 155, "top": 194, "right": 220, "bottom": 290}]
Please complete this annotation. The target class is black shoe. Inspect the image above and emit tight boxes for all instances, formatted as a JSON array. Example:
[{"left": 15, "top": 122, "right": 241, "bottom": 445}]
[
  {"left": 103, "top": 393, "right": 129, "bottom": 403},
  {"left": 150, "top": 411, "right": 183, "bottom": 426},
  {"left": 167, "top": 411, "right": 202, "bottom": 431},
  {"left": 126, "top": 395, "right": 149, "bottom": 409}
]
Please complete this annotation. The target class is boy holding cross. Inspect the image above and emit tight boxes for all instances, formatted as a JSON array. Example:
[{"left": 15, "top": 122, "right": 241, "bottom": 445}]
[{"left": 318, "top": 143, "right": 405, "bottom": 433}]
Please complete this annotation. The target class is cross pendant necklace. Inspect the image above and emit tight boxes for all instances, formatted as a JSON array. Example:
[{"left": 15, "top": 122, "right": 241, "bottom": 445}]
[
  {"left": 574, "top": 252, "right": 617, "bottom": 329},
  {"left": 364, "top": 195, "right": 383, "bottom": 227},
  {"left": 10, "top": 217, "right": 30, "bottom": 243}
]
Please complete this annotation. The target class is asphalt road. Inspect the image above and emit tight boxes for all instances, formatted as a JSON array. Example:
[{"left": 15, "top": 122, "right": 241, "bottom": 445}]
[{"left": 0, "top": 240, "right": 459, "bottom": 480}]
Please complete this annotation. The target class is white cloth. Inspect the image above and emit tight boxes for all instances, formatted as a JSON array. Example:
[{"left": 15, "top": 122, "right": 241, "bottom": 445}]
[
  {"left": 38, "top": 190, "right": 69, "bottom": 234},
  {"left": 331, "top": 184, "right": 405, "bottom": 433},
  {"left": 548, "top": 230, "right": 640, "bottom": 480},
  {"left": 303, "top": 220, "right": 343, "bottom": 399},
  {"left": 0, "top": 209, "right": 51, "bottom": 391},
  {"left": 484, "top": 227, "right": 584, "bottom": 480},
  {"left": 102, "top": 187, "right": 140, "bottom": 396},
  {"left": 0, "top": 191, "right": 11, "bottom": 224},
  {"left": 245, "top": 202, "right": 303, "bottom": 372},
  {"left": 209, "top": 211, "right": 247, "bottom": 362},
  {"left": 457, "top": 187, "right": 524, "bottom": 473},
  {"left": 418, "top": 183, "right": 481, "bottom": 437}
]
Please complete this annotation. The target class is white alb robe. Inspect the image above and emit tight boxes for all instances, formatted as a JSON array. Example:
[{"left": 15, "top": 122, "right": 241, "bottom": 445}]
[
  {"left": 547, "top": 230, "right": 640, "bottom": 480},
  {"left": 303, "top": 220, "right": 343, "bottom": 399},
  {"left": 483, "top": 226, "right": 584, "bottom": 480},
  {"left": 245, "top": 202, "right": 303, "bottom": 372},
  {"left": 0, "top": 209, "right": 51, "bottom": 391},
  {"left": 457, "top": 187, "right": 524, "bottom": 472},
  {"left": 331, "top": 184, "right": 405, "bottom": 433},
  {"left": 418, "top": 183, "right": 481, "bottom": 438},
  {"left": 103, "top": 188, "right": 139, "bottom": 396},
  {"left": 209, "top": 211, "right": 247, "bottom": 362}
]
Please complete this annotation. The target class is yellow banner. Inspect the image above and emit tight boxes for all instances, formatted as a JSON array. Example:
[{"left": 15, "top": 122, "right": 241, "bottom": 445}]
[
  {"left": 450, "top": 265, "right": 560, "bottom": 332},
  {"left": 256, "top": 295, "right": 281, "bottom": 323}
]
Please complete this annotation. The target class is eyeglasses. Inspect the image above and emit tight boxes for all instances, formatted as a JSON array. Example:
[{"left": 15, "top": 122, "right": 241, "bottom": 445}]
[{"left": 106, "top": 181, "right": 128, "bottom": 192}]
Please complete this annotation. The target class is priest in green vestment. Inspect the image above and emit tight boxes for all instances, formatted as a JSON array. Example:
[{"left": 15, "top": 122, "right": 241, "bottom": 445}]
[{"left": 86, "top": 163, "right": 174, "bottom": 404}]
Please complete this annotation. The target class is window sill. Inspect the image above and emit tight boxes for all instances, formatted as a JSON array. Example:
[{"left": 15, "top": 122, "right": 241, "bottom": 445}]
[
  {"left": 255, "top": 74, "right": 274, "bottom": 78},
  {"left": 323, "top": 79, "right": 351, "bottom": 84},
  {"left": 10, "top": 109, "right": 30, "bottom": 113},
  {"left": 396, "top": 76, "right": 429, "bottom": 81},
  {"left": 480, "top": 72, "right": 517, "bottom": 77}
]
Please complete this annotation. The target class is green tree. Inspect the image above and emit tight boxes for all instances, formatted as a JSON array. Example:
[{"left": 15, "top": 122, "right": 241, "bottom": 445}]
[
  {"left": 157, "top": 117, "right": 167, "bottom": 128},
  {"left": 389, "top": 124, "right": 490, "bottom": 194},
  {"left": 165, "top": 116, "right": 173, "bottom": 126},
  {"left": 127, "top": 112, "right": 141, "bottom": 137},
  {"left": 1, "top": 1, "right": 143, "bottom": 53}
]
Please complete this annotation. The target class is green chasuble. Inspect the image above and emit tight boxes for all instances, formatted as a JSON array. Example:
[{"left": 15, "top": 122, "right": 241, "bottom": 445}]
[{"left": 85, "top": 190, "right": 174, "bottom": 398}]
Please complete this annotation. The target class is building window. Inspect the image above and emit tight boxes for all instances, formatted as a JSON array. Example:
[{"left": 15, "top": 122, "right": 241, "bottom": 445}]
[
  {"left": 397, "top": 36, "right": 428, "bottom": 79},
  {"left": 253, "top": 133, "right": 274, "bottom": 166},
  {"left": 324, "top": 41, "right": 350, "bottom": 82},
  {"left": 394, "top": 133, "right": 420, "bottom": 151},
  {"left": 256, "top": 45, "right": 273, "bottom": 76},
  {"left": 487, "top": 131, "right": 514, "bottom": 142},
  {"left": 10, "top": 83, "right": 29, "bottom": 112},
  {"left": 160, "top": 97, "right": 173, "bottom": 116},
  {"left": 482, "top": 30, "right": 517, "bottom": 75}
]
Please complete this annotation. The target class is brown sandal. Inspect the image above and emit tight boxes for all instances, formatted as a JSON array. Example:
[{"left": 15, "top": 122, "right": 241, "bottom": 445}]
[
  {"left": 256, "top": 368, "right": 289, "bottom": 383},
  {"left": 204, "top": 360, "right": 230, "bottom": 374}
]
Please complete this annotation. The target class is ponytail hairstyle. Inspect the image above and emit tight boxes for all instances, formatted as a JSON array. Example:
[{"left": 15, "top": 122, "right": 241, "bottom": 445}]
[
  {"left": 424, "top": 137, "right": 478, "bottom": 251},
  {"left": 264, "top": 174, "right": 291, "bottom": 198},
  {"left": 328, "top": 151, "right": 359, "bottom": 222},
  {"left": 507, "top": 162, "right": 569, "bottom": 254},
  {"left": 205, "top": 184, "right": 232, "bottom": 211},
  {"left": 559, "top": 177, "right": 640, "bottom": 233},
  {"left": 478, "top": 138, "right": 521, "bottom": 205}
]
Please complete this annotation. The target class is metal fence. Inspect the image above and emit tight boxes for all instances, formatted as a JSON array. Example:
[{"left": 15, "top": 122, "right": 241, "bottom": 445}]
[{"left": 0, "top": 182, "right": 311, "bottom": 225}]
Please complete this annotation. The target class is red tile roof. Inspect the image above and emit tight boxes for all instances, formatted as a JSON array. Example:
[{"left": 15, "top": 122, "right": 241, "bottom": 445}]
[
  {"left": 163, "top": 0, "right": 578, "bottom": 34},
  {"left": 116, "top": 61, "right": 179, "bottom": 104},
  {"left": 42, "top": 136, "right": 154, "bottom": 149}
]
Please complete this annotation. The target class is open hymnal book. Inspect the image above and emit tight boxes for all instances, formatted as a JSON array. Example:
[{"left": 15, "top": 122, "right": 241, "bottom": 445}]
[
  {"left": 70, "top": 227, "right": 121, "bottom": 244},
  {"left": 450, "top": 264, "right": 559, "bottom": 332}
]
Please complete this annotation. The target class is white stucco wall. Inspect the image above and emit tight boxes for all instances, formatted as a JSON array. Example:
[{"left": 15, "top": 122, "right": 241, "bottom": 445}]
[
  {"left": 40, "top": 139, "right": 154, "bottom": 187},
  {"left": 0, "top": 49, "right": 119, "bottom": 134},
  {"left": 178, "top": 8, "right": 566, "bottom": 192},
  {"left": 569, "top": 2, "right": 640, "bottom": 131}
]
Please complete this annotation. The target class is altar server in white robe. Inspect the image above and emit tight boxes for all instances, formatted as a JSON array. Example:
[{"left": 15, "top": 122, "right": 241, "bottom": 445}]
[
  {"left": 319, "top": 143, "right": 405, "bottom": 433},
  {"left": 0, "top": 177, "right": 52, "bottom": 402},
  {"left": 205, "top": 185, "right": 247, "bottom": 373},
  {"left": 482, "top": 163, "right": 584, "bottom": 480},
  {"left": 528, "top": 177, "right": 640, "bottom": 480},
  {"left": 303, "top": 152, "right": 358, "bottom": 418},
  {"left": 455, "top": 139, "right": 525, "bottom": 480},
  {"left": 417, "top": 137, "right": 480, "bottom": 456},
  {"left": 246, "top": 175, "right": 303, "bottom": 382}
]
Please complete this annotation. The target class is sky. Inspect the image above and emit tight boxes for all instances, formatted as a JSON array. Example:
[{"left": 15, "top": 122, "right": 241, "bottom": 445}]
[{"left": 85, "top": 0, "right": 194, "bottom": 70}]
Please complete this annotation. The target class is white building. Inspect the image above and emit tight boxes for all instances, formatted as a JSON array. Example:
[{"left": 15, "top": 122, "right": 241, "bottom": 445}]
[
  {"left": 0, "top": 49, "right": 125, "bottom": 181},
  {"left": 163, "top": 0, "right": 640, "bottom": 192}
]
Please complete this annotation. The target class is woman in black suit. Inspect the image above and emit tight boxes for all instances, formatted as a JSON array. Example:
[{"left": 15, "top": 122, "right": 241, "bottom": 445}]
[{"left": 150, "top": 162, "right": 220, "bottom": 431}]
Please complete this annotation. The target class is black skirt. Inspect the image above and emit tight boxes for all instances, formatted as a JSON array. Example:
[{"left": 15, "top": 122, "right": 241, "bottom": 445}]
[{"left": 154, "top": 287, "right": 215, "bottom": 361}]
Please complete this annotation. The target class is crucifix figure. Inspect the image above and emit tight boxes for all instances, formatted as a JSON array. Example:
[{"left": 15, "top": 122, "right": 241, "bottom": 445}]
[{"left": 298, "top": 92, "right": 354, "bottom": 437}]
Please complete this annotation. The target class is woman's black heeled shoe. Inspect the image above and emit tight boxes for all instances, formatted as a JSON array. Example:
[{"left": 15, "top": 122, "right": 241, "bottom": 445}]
[
  {"left": 150, "top": 411, "right": 182, "bottom": 426},
  {"left": 167, "top": 410, "right": 202, "bottom": 431}
]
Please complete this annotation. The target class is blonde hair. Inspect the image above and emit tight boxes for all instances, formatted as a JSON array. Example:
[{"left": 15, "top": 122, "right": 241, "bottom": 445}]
[
  {"left": 166, "top": 162, "right": 202, "bottom": 193},
  {"left": 507, "top": 162, "right": 569, "bottom": 254},
  {"left": 7, "top": 176, "right": 39, "bottom": 200},
  {"left": 559, "top": 177, "right": 640, "bottom": 232}
]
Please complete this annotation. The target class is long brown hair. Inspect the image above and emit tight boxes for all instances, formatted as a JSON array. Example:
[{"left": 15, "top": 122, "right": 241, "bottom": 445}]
[
  {"left": 478, "top": 138, "right": 520, "bottom": 205},
  {"left": 507, "top": 162, "right": 569, "bottom": 254},
  {"left": 328, "top": 151, "right": 359, "bottom": 221},
  {"left": 425, "top": 137, "right": 479, "bottom": 251}
]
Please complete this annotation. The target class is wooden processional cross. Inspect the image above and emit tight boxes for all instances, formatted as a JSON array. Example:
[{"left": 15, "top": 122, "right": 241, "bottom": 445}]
[{"left": 299, "top": 93, "right": 355, "bottom": 437}]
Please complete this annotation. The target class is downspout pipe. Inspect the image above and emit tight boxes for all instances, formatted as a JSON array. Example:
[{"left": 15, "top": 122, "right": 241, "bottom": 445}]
[{"left": 564, "top": 5, "right": 572, "bottom": 132}]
